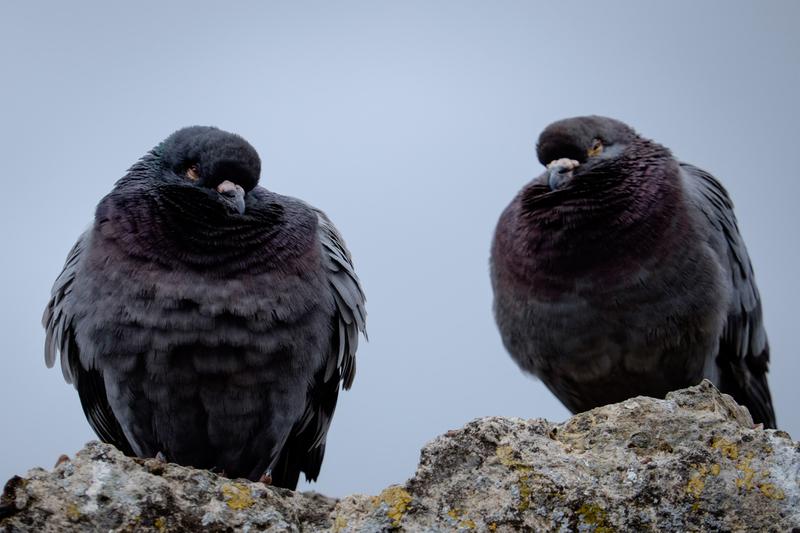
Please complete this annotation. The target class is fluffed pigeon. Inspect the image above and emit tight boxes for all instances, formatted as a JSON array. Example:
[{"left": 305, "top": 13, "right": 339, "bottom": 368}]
[
  {"left": 490, "top": 116, "right": 775, "bottom": 427},
  {"left": 43, "top": 126, "right": 367, "bottom": 488}
]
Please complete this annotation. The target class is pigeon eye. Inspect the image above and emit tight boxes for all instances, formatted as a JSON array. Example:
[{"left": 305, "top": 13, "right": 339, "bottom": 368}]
[
  {"left": 186, "top": 164, "right": 200, "bottom": 181},
  {"left": 588, "top": 139, "right": 604, "bottom": 157}
]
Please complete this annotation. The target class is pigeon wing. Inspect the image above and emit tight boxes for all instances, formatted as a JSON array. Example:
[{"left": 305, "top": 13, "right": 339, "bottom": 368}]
[
  {"left": 271, "top": 209, "right": 366, "bottom": 487},
  {"left": 681, "top": 163, "right": 775, "bottom": 427},
  {"left": 314, "top": 209, "right": 367, "bottom": 390},
  {"left": 42, "top": 232, "right": 135, "bottom": 454}
]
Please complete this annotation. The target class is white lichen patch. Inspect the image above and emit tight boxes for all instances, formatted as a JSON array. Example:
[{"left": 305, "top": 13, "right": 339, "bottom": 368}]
[{"left": 81, "top": 462, "right": 112, "bottom": 514}]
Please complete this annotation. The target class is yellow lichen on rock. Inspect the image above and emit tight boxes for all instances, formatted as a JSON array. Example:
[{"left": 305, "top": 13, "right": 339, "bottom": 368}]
[
  {"left": 577, "top": 503, "right": 614, "bottom": 533},
  {"left": 65, "top": 502, "right": 81, "bottom": 521},
  {"left": 495, "top": 445, "right": 515, "bottom": 466},
  {"left": 735, "top": 453, "right": 757, "bottom": 491},
  {"left": 154, "top": 516, "right": 167, "bottom": 532},
  {"left": 496, "top": 445, "right": 531, "bottom": 473},
  {"left": 711, "top": 447, "right": 783, "bottom": 500},
  {"left": 496, "top": 444, "right": 535, "bottom": 512},
  {"left": 686, "top": 465, "right": 707, "bottom": 499},
  {"left": 711, "top": 437, "right": 739, "bottom": 460},
  {"left": 687, "top": 461, "right": 723, "bottom": 500},
  {"left": 758, "top": 483, "right": 786, "bottom": 500},
  {"left": 373, "top": 486, "right": 412, "bottom": 527},
  {"left": 447, "top": 508, "right": 476, "bottom": 529},
  {"left": 517, "top": 473, "right": 533, "bottom": 512},
  {"left": 221, "top": 482, "right": 255, "bottom": 511},
  {"left": 332, "top": 514, "right": 348, "bottom": 532}
]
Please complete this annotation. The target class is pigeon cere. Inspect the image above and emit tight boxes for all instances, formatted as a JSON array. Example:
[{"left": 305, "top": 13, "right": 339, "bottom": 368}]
[
  {"left": 42, "top": 126, "right": 367, "bottom": 489},
  {"left": 490, "top": 116, "right": 775, "bottom": 428}
]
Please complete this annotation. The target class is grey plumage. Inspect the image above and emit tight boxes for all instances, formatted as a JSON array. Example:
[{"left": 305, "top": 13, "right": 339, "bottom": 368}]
[
  {"left": 43, "top": 126, "right": 366, "bottom": 488},
  {"left": 490, "top": 116, "right": 775, "bottom": 427}
]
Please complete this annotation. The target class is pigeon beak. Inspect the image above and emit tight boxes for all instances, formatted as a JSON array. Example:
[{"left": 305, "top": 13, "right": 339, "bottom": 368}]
[
  {"left": 546, "top": 158, "right": 580, "bottom": 191},
  {"left": 547, "top": 167, "right": 569, "bottom": 191},
  {"left": 217, "top": 180, "right": 246, "bottom": 215}
]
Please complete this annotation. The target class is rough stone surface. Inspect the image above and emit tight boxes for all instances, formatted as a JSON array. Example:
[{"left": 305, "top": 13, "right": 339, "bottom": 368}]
[
  {"left": 2, "top": 381, "right": 798, "bottom": 532},
  {"left": 0, "top": 442, "right": 336, "bottom": 532}
]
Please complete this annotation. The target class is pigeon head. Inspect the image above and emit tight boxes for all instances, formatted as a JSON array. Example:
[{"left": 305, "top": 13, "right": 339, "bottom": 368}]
[
  {"left": 157, "top": 126, "right": 261, "bottom": 214},
  {"left": 536, "top": 116, "right": 638, "bottom": 166},
  {"left": 536, "top": 116, "right": 638, "bottom": 190},
  {"left": 518, "top": 115, "right": 679, "bottom": 266}
]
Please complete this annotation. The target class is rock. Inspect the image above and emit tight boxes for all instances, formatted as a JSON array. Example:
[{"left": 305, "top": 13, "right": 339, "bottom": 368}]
[
  {"left": 0, "top": 444, "right": 336, "bottom": 532},
  {"left": 2, "top": 381, "right": 798, "bottom": 532}
]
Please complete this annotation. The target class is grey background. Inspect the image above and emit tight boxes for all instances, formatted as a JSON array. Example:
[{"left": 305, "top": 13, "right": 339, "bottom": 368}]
[{"left": 1, "top": 1, "right": 797, "bottom": 496}]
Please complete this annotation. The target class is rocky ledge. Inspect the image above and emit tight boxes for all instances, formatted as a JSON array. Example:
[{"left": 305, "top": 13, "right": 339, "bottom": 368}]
[{"left": 1, "top": 381, "right": 798, "bottom": 532}]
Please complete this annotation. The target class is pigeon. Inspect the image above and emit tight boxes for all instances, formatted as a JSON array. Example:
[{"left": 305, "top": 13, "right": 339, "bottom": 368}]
[
  {"left": 43, "top": 126, "right": 367, "bottom": 488},
  {"left": 490, "top": 116, "right": 775, "bottom": 428}
]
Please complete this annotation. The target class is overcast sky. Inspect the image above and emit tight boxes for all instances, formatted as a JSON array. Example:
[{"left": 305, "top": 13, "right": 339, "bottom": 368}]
[{"left": 1, "top": 1, "right": 798, "bottom": 496}]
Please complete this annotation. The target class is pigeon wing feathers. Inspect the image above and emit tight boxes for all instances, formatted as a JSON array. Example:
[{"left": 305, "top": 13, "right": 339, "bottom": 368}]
[
  {"left": 271, "top": 208, "right": 366, "bottom": 486},
  {"left": 314, "top": 209, "right": 367, "bottom": 389},
  {"left": 42, "top": 232, "right": 135, "bottom": 454},
  {"left": 681, "top": 163, "right": 775, "bottom": 427},
  {"left": 43, "top": 234, "right": 85, "bottom": 379}
]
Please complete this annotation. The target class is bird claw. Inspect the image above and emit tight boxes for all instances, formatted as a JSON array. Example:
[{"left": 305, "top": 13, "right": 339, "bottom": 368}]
[
  {"left": 258, "top": 470, "right": 273, "bottom": 485},
  {"left": 206, "top": 466, "right": 228, "bottom": 477}
]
